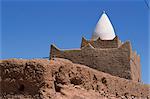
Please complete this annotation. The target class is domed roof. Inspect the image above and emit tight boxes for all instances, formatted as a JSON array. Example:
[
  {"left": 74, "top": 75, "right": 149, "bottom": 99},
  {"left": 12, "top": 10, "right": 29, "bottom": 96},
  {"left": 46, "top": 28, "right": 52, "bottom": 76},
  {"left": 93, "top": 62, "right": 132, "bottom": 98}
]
[{"left": 91, "top": 11, "right": 116, "bottom": 40}]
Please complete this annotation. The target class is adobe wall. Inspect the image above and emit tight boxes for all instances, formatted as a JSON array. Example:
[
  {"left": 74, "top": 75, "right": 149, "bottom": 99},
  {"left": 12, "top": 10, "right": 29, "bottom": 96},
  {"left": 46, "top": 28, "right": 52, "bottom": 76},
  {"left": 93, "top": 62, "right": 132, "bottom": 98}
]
[
  {"left": 0, "top": 58, "right": 149, "bottom": 99},
  {"left": 50, "top": 41, "right": 135, "bottom": 81},
  {"left": 0, "top": 59, "right": 55, "bottom": 98},
  {"left": 51, "top": 58, "right": 149, "bottom": 99},
  {"left": 130, "top": 51, "right": 141, "bottom": 82},
  {"left": 80, "top": 36, "right": 122, "bottom": 48}
]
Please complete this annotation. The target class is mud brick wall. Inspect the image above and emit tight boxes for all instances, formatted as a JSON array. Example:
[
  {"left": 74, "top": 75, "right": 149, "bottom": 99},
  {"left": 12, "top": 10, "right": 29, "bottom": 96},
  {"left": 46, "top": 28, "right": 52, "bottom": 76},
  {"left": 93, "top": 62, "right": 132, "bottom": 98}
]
[
  {"left": 51, "top": 58, "right": 149, "bottom": 99},
  {"left": 50, "top": 41, "right": 140, "bottom": 81},
  {"left": 0, "top": 59, "right": 55, "bottom": 98},
  {"left": 80, "top": 36, "right": 122, "bottom": 48},
  {"left": 130, "top": 51, "right": 141, "bottom": 82},
  {"left": 0, "top": 58, "right": 149, "bottom": 99}
]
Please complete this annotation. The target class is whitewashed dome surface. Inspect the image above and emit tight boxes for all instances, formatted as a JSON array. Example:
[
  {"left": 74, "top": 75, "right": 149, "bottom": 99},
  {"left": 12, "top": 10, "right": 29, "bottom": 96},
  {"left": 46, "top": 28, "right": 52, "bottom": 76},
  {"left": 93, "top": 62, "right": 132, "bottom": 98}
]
[{"left": 91, "top": 11, "right": 116, "bottom": 40}]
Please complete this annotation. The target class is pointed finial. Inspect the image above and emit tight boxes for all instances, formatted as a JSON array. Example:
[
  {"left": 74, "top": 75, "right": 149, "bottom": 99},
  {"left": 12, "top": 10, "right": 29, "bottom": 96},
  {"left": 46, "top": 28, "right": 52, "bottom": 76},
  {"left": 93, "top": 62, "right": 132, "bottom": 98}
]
[{"left": 103, "top": 10, "right": 106, "bottom": 14}]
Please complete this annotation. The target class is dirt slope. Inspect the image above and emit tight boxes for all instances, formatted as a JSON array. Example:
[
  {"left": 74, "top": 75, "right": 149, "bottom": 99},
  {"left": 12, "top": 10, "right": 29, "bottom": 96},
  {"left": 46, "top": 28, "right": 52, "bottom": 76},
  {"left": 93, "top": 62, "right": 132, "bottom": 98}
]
[{"left": 0, "top": 58, "right": 149, "bottom": 99}]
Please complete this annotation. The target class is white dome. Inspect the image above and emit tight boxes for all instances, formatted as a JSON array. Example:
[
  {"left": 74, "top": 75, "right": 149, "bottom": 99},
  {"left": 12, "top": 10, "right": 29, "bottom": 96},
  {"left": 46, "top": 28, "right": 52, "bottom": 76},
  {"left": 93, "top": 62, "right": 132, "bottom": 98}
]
[{"left": 91, "top": 11, "right": 116, "bottom": 40}]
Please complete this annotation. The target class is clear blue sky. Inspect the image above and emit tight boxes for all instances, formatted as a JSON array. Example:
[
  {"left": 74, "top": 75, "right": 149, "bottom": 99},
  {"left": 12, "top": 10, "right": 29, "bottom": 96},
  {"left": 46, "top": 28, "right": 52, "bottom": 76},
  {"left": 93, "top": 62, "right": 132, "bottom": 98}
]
[{"left": 1, "top": 0, "right": 149, "bottom": 84}]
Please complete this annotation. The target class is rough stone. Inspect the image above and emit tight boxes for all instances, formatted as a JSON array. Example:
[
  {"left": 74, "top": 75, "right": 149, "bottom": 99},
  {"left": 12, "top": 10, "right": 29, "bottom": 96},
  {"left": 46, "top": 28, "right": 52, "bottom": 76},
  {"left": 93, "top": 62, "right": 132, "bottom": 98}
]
[
  {"left": 0, "top": 58, "right": 149, "bottom": 99},
  {"left": 50, "top": 40, "right": 141, "bottom": 82}
]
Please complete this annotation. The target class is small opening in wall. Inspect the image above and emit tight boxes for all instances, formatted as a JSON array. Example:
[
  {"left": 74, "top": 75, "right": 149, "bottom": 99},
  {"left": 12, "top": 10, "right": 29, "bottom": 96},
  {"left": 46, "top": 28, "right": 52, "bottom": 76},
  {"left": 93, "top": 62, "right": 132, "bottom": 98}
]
[
  {"left": 70, "top": 77, "right": 82, "bottom": 85},
  {"left": 54, "top": 81, "right": 61, "bottom": 92},
  {"left": 18, "top": 84, "right": 25, "bottom": 91},
  {"left": 116, "top": 92, "right": 118, "bottom": 97},
  {"left": 101, "top": 77, "right": 107, "bottom": 85},
  {"left": 138, "top": 78, "right": 140, "bottom": 82}
]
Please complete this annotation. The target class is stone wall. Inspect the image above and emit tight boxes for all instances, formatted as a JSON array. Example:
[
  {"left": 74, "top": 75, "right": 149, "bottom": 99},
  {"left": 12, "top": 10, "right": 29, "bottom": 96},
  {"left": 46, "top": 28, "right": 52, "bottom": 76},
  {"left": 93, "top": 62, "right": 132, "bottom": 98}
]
[
  {"left": 130, "top": 51, "right": 141, "bottom": 82},
  {"left": 0, "top": 58, "right": 149, "bottom": 99},
  {"left": 50, "top": 41, "right": 141, "bottom": 81},
  {"left": 80, "top": 36, "right": 121, "bottom": 48},
  {"left": 0, "top": 59, "right": 55, "bottom": 98}
]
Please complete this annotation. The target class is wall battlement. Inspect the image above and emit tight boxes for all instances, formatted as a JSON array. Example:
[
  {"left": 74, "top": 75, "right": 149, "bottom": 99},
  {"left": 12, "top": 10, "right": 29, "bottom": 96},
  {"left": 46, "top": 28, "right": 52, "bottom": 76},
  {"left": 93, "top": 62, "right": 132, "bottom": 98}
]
[
  {"left": 50, "top": 36, "right": 141, "bottom": 82},
  {"left": 81, "top": 36, "right": 122, "bottom": 48}
]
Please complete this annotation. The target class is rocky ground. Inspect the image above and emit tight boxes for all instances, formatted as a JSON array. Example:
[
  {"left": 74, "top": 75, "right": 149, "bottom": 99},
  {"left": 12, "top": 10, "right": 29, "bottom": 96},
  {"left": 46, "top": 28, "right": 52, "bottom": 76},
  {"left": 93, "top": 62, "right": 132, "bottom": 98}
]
[{"left": 0, "top": 58, "right": 150, "bottom": 99}]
